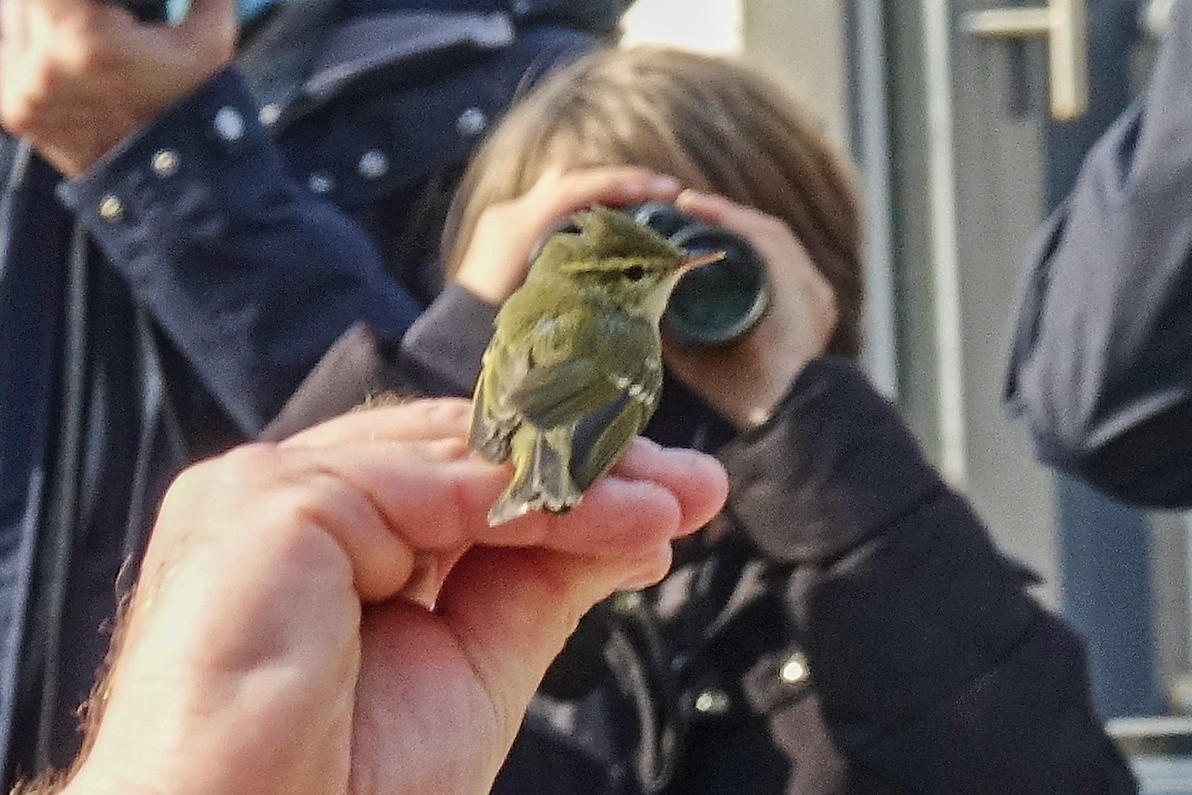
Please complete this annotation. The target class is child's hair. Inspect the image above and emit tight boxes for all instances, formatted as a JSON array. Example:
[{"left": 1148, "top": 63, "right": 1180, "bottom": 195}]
[{"left": 442, "top": 45, "right": 865, "bottom": 355}]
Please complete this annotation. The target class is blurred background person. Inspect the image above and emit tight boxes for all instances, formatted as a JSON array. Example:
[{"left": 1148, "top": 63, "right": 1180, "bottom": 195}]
[
  {"left": 1004, "top": 0, "right": 1192, "bottom": 510},
  {"left": 0, "top": 0, "right": 631, "bottom": 784},
  {"left": 996, "top": 4, "right": 1192, "bottom": 765},
  {"left": 612, "top": 2, "right": 1192, "bottom": 775}
]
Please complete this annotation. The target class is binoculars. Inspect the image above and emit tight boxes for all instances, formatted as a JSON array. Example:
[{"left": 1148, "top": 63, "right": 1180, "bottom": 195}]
[{"left": 627, "top": 202, "right": 770, "bottom": 347}]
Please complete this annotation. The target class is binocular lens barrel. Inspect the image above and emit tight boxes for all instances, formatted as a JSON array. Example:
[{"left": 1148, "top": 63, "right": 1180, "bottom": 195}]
[{"left": 628, "top": 202, "right": 770, "bottom": 346}]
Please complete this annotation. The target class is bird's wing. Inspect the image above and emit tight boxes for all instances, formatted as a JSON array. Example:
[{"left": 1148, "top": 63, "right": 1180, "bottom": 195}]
[
  {"left": 569, "top": 363, "right": 661, "bottom": 492},
  {"left": 464, "top": 345, "right": 522, "bottom": 462},
  {"left": 469, "top": 347, "right": 520, "bottom": 464},
  {"left": 468, "top": 308, "right": 601, "bottom": 462},
  {"left": 511, "top": 312, "right": 662, "bottom": 490},
  {"left": 499, "top": 311, "right": 608, "bottom": 428},
  {"left": 509, "top": 310, "right": 656, "bottom": 428}
]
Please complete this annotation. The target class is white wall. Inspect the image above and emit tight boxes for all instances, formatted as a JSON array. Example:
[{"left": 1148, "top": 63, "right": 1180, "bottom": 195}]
[
  {"left": 621, "top": 0, "right": 850, "bottom": 152},
  {"left": 621, "top": 0, "right": 743, "bottom": 54}
]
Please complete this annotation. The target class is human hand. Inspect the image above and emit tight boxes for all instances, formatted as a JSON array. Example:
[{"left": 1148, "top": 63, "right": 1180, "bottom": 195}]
[
  {"left": 453, "top": 166, "right": 683, "bottom": 305},
  {"left": 0, "top": 0, "right": 235, "bottom": 176},
  {"left": 65, "top": 398, "right": 727, "bottom": 795},
  {"left": 664, "top": 190, "right": 838, "bottom": 429}
]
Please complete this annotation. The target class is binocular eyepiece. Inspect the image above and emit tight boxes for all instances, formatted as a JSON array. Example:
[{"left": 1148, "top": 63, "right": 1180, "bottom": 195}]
[{"left": 626, "top": 202, "right": 770, "bottom": 347}]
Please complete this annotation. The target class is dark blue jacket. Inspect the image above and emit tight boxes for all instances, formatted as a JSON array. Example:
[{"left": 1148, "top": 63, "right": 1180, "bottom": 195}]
[
  {"left": 0, "top": 1, "right": 599, "bottom": 779},
  {"left": 1005, "top": 0, "right": 1192, "bottom": 508}
]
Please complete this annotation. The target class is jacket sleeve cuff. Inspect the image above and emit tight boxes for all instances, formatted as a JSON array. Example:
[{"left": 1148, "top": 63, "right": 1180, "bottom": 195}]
[
  {"left": 56, "top": 67, "right": 284, "bottom": 250},
  {"left": 49, "top": 67, "right": 420, "bottom": 435},
  {"left": 717, "top": 356, "right": 940, "bottom": 564},
  {"left": 261, "top": 323, "right": 408, "bottom": 441},
  {"left": 400, "top": 283, "right": 497, "bottom": 396}
]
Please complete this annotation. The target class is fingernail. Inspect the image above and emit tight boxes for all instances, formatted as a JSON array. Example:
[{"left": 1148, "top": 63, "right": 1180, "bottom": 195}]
[
  {"left": 651, "top": 175, "right": 682, "bottom": 194},
  {"left": 673, "top": 448, "right": 729, "bottom": 483},
  {"left": 661, "top": 445, "right": 715, "bottom": 464}
]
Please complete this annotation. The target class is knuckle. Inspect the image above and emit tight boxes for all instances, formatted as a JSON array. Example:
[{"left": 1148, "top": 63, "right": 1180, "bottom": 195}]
[
  {"left": 219, "top": 452, "right": 351, "bottom": 532},
  {"left": 161, "top": 461, "right": 207, "bottom": 508},
  {"left": 213, "top": 442, "right": 284, "bottom": 488},
  {"left": 158, "top": 455, "right": 228, "bottom": 521},
  {"left": 0, "top": 66, "right": 53, "bottom": 133}
]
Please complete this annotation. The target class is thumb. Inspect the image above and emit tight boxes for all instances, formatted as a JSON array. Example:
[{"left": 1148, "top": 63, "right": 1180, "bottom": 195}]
[{"left": 438, "top": 544, "right": 672, "bottom": 733}]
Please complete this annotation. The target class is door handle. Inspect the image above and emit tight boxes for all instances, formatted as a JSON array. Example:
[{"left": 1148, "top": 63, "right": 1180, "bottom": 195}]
[
  {"left": 1142, "top": 0, "right": 1174, "bottom": 39},
  {"left": 963, "top": 0, "right": 1089, "bottom": 120}
]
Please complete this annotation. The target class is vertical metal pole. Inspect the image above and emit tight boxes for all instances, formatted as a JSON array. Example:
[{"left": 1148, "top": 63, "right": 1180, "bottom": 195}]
[
  {"left": 1057, "top": 476, "right": 1161, "bottom": 717},
  {"left": 1184, "top": 511, "right": 1192, "bottom": 702},
  {"left": 851, "top": 0, "right": 900, "bottom": 400},
  {"left": 921, "top": 0, "right": 968, "bottom": 486}
]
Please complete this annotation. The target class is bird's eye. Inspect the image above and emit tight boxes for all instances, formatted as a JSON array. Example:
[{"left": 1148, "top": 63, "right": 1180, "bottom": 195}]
[{"left": 622, "top": 265, "right": 647, "bottom": 281}]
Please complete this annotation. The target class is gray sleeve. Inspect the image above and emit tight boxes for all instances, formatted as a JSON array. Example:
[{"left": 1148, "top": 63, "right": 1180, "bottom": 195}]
[{"left": 1004, "top": 0, "right": 1192, "bottom": 507}]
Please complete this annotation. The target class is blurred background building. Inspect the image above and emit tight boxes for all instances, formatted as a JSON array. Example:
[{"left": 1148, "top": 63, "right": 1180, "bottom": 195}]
[{"left": 625, "top": 1, "right": 1191, "bottom": 791}]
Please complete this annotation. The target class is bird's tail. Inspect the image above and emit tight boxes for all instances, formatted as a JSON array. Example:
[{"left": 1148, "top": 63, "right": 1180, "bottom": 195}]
[{"left": 488, "top": 428, "right": 583, "bottom": 526}]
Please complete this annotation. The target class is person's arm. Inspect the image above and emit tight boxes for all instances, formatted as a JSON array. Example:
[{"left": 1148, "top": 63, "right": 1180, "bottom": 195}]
[
  {"left": 655, "top": 194, "right": 1135, "bottom": 790},
  {"left": 58, "top": 68, "right": 421, "bottom": 435},
  {"left": 15, "top": 399, "right": 727, "bottom": 795},
  {"left": 259, "top": 283, "right": 496, "bottom": 441},
  {"left": 1, "top": 0, "right": 420, "bottom": 439},
  {"left": 720, "top": 357, "right": 1137, "bottom": 793},
  {"left": 1004, "top": 0, "right": 1192, "bottom": 507}
]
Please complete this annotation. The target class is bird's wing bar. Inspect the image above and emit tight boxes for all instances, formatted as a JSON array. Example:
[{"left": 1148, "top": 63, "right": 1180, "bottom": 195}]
[
  {"left": 570, "top": 387, "right": 655, "bottom": 492},
  {"left": 507, "top": 358, "right": 622, "bottom": 430}
]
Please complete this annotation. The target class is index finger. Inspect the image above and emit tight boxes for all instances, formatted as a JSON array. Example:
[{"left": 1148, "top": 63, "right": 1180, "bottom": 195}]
[
  {"left": 308, "top": 435, "right": 727, "bottom": 558},
  {"left": 525, "top": 166, "right": 683, "bottom": 221},
  {"left": 673, "top": 189, "right": 788, "bottom": 241},
  {"left": 279, "top": 398, "right": 473, "bottom": 449}
]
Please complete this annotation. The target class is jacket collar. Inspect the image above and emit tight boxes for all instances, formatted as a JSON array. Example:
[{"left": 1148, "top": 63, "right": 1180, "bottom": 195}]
[
  {"left": 305, "top": 10, "right": 514, "bottom": 100},
  {"left": 237, "top": 0, "right": 514, "bottom": 129},
  {"left": 236, "top": 0, "right": 340, "bottom": 116}
]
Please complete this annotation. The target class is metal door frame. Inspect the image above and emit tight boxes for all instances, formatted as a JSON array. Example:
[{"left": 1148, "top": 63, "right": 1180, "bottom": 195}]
[{"left": 848, "top": 0, "right": 1163, "bottom": 719}]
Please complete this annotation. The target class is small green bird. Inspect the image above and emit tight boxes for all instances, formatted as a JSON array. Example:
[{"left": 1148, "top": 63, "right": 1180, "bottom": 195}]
[{"left": 469, "top": 205, "right": 722, "bottom": 526}]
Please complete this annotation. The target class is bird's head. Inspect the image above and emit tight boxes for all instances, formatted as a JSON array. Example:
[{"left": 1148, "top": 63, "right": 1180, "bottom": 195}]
[{"left": 534, "top": 206, "right": 723, "bottom": 321}]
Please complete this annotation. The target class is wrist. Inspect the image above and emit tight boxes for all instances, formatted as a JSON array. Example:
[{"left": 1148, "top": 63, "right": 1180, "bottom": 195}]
[
  {"left": 719, "top": 368, "right": 804, "bottom": 430},
  {"left": 34, "top": 112, "right": 145, "bottom": 178},
  {"left": 669, "top": 347, "right": 813, "bottom": 432}
]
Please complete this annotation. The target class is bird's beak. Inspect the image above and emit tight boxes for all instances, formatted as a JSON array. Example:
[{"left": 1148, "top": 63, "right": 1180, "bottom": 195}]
[{"left": 680, "top": 250, "right": 725, "bottom": 272}]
